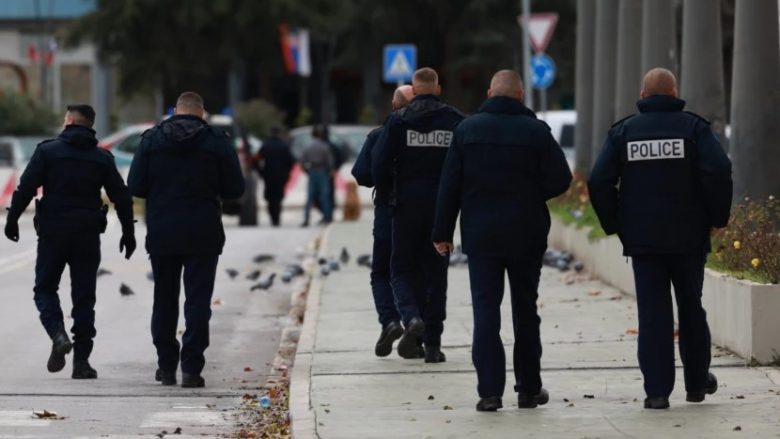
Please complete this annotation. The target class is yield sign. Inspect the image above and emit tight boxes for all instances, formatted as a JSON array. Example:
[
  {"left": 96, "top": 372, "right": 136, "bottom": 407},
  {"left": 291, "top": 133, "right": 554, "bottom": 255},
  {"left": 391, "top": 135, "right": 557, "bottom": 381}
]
[{"left": 517, "top": 13, "right": 559, "bottom": 54}]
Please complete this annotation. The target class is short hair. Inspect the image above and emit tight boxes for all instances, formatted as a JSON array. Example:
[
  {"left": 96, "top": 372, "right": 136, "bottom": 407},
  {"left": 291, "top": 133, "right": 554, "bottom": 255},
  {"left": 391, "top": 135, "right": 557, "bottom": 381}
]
[
  {"left": 642, "top": 68, "right": 677, "bottom": 96},
  {"left": 176, "top": 92, "right": 204, "bottom": 110},
  {"left": 66, "top": 104, "right": 95, "bottom": 128},
  {"left": 489, "top": 70, "right": 524, "bottom": 97},
  {"left": 413, "top": 68, "right": 438, "bottom": 87}
]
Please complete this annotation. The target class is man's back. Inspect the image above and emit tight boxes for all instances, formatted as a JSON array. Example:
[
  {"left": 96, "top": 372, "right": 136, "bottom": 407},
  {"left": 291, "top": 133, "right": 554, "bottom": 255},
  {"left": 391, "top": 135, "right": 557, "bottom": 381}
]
[
  {"left": 300, "top": 139, "right": 333, "bottom": 173},
  {"left": 128, "top": 114, "right": 244, "bottom": 255},
  {"left": 259, "top": 137, "right": 294, "bottom": 184}
]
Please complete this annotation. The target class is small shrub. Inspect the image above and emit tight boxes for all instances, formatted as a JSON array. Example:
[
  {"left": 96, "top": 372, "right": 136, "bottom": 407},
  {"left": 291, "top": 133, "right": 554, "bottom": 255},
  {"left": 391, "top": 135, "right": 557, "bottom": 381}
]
[{"left": 0, "top": 91, "right": 59, "bottom": 135}]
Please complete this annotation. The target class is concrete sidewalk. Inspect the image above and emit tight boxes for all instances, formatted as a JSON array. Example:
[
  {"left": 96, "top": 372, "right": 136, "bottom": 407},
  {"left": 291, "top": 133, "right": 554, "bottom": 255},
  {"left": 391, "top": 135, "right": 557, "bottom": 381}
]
[{"left": 291, "top": 217, "right": 780, "bottom": 439}]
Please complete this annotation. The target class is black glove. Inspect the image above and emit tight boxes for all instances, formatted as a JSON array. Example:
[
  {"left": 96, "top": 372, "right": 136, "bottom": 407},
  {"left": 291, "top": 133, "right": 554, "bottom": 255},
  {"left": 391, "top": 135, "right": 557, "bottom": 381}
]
[
  {"left": 119, "top": 234, "right": 136, "bottom": 259},
  {"left": 4, "top": 219, "right": 19, "bottom": 242}
]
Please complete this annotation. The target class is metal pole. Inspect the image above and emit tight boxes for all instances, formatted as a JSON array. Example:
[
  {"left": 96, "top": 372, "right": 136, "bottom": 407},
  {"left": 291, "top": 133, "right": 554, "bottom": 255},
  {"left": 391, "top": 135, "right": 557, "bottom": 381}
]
[
  {"left": 521, "top": 0, "right": 533, "bottom": 109},
  {"left": 615, "top": 0, "right": 643, "bottom": 120},
  {"left": 590, "top": 0, "right": 619, "bottom": 168},
  {"left": 574, "top": 0, "right": 596, "bottom": 175},
  {"left": 681, "top": 0, "right": 728, "bottom": 151},
  {"left": 641, "top": 0, "right": 677, "bottom": 73},
  {"left": 730, "top": 0, "right": 780, "bottom": 199}
]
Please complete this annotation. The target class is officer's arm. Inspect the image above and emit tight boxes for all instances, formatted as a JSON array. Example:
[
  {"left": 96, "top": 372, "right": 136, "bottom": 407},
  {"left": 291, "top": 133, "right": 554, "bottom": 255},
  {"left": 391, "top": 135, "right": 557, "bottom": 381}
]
[
  {"left": 351, "top": 129, "right": 379, "bottom": 187},
  {"left": 694, "top": 122, "right": 733, "bottom": 228},
  {"left": 432, "top": 132, "right": 464, "bottom": 243},
  {"left": 6, "top": 146, "right": 46, "bottom": 222},
  {"left": 587, "top": 132, "right": 621, "bottom": 235},
  {"left": 539, "top": 131, "right": 573, "bottom": 200},
  {"left": 104, "top": 157, "right": 135, "bottom": 233},
  {"left": 127, "top": 137, "right": 150, "bottom": 198},
  {"left": 219, "top": 138, "right": 246, "bottom": 199},
  {"left": 371, "top": 116, "right": 400, "bottom": 194}
]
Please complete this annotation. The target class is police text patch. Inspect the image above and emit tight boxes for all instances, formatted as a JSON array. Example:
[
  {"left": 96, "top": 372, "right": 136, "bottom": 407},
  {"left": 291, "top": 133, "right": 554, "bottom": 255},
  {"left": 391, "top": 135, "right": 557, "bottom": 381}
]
[
  {"left": 627, "top": 139, "right": 684, "bottom": 161},
  {"left": 406, "top": 130, "right": 453, "bottom": 148}
]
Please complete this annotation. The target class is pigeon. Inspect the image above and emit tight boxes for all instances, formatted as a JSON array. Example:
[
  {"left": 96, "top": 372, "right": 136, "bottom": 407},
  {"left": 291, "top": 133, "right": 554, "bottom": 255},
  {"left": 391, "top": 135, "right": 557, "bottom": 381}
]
[
  {"left": 281, "top": 264, "right": 305, "bottom": 283},
  {"left": 356, "top": 254, "right": 372, "bottom": 267},
  {"left": 555, "top": 258, "right": 570, "bottom": 272},
  {"left": 245, "top": 270, "right": 262, "bottom": 281},
  {"left": 225, "top": 268, "right": 239, "bottom": 280},
  {"left": 318, "top": 257, "right": 328, "bottom": 266},
  {"left": 328, "top": 259, "right": 340, "bottom": 271},
  {"left": 97, "top": 267, "right": 112, "bottom": 277},
  {"left": 320, "top": 265, "right": 330, "bottom": 276},
  {"left": 340, "top": 247, "right": 350, "bottom": 264},
  {"left": 146, "top": 271, "right": 155, "bottom": 281},
  {"left": 119, "top": 283, "right": 135, "bottom": 296},
  {"left": 250, "top": 273, "right": 276, "bottom": 291},
  {"left": 573, "top": 262, "right": 585, "bottom": 273},
  {"left": 253, "top": 254, "right": 275, "bottom": 264}
]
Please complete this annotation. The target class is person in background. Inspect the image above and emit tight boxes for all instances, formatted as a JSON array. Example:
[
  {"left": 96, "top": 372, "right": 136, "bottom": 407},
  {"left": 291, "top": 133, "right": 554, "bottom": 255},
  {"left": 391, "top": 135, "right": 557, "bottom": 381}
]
[
  {"left": 300, "top": 125, "right": 335, "bottom": 227},
  {"left": 255, "top": 127, "right": 295, "bottom": 227}
]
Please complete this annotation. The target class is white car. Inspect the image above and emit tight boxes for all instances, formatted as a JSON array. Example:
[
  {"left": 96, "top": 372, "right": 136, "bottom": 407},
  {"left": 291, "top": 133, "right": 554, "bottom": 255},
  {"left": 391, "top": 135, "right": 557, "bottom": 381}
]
[{"left": 538, "top": 110, "right": 576, "bottom": 166}]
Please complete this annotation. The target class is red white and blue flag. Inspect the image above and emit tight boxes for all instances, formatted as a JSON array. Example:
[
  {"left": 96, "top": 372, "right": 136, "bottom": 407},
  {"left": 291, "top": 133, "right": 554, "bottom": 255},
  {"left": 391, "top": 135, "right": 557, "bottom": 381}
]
[{"left": 279, "top": 23, "right": 311, "bottom": 77}]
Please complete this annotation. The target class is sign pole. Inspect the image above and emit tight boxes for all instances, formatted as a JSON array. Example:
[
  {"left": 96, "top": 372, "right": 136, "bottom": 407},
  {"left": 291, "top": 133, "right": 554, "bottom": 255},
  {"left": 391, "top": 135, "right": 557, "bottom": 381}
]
[{"left": 521, "top": 0, "right": 533, "bottom": 110}]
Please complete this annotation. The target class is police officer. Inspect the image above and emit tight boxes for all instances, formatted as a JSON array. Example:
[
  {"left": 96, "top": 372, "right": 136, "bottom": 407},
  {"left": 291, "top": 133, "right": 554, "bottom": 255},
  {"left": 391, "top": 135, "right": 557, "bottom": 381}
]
[
  {"left": 589, "top": 68, "right": 733, "bottom": 409},
  {"left": 351, "top": 85, "right": 416, "bottom": 357},
  {"left": 4, "top": 104, "right": 136, "bottom": 379},
  {"left": 372, "top": 68, "right": 464, "bottom": 362},
  {"left": 432, "top": 70, "right": 571, "bottom": 411},
  {"left": 128, "top": 92, "right": 245, "bottom": 388},
  {"left": 255, "top": 127, "right": 295, "bottom": 227}
]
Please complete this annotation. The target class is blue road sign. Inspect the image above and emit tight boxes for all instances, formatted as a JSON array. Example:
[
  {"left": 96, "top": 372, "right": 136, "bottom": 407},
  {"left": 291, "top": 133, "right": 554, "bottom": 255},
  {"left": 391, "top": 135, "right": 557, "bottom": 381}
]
[
  {"left": 383, "top": 44, "right": 417, "bottom": 83},
  {"left": 531, "top": 53, "right": 556, "bottom": 89}
]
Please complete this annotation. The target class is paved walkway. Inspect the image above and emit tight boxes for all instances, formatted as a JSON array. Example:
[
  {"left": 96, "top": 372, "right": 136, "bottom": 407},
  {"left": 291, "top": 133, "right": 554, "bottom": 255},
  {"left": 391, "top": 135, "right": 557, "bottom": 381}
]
[{"left": 292, "top": 216, "right": 780, "bottom": 438}]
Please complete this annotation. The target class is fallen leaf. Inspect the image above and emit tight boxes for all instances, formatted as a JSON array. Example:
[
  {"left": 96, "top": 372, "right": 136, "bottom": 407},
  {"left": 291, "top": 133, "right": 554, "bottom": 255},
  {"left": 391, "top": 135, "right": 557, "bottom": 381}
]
[
  {"left": 445, "top": 420, "right": 452, "bottom": 424},
  {"left": 625, "top": 328, "right": 639, "bottom": 335},
  {"left": 32, "top": 410, "right": 65, "bottom": 420},
  {"left": 428, "top": 395, "right": 435, "bottom": 400},
  {"left": 563, "top": 398, "right": 570, "bottom": 402},
  {"left": 583, "top": 394, "right": 595, "bottom": 399},
  {"left": 173, "top": 427, "right": 182, "bottom": 434},
  {"left": 735, "top": 395, "right": 745, "bottom": 399},
  {"left": 587, "top": 289, "right": 602, "bottom": 296},
  {"left": 674, "top": 424, "right": 681, "bottom": 428},
  {"left": 443, "top": 405, "right": 453, "bottom": 410},
  {"left": 567, "top": 403, "right": 575, "bottom": 407},
  {"left": 212, "top": 298, "right": 224, "bottom": 305},
  {"left": 244, "top": 367, "right": 254, "bottom": 372},
  {"left": 269, "top": 388, "right": 280, "bottom": 398},
  {"left": 733, "top": 426, "right": 742, "bottom": 431},
  {"left": 324, "top": 409, "right": 330, "bottom": 414}
]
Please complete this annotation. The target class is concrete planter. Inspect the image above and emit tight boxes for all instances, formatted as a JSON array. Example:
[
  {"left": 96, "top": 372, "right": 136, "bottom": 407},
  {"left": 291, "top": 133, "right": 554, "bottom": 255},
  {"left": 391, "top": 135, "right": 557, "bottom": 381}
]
[{"left": 548, "top": 216, "right": 780, "bottom": 365}]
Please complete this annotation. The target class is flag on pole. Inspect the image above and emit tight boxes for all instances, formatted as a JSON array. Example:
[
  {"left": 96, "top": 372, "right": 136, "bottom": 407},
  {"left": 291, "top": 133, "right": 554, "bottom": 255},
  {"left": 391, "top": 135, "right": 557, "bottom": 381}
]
[{"left": 279, "top": 23, "right": 311, "bottom": 77}]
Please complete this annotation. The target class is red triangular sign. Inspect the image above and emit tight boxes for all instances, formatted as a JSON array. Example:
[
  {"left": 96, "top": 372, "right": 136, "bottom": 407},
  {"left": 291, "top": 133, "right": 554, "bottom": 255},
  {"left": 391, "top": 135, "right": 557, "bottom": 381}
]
[{"left": 517, "top": 13, "right": 559, "bottom": 54}]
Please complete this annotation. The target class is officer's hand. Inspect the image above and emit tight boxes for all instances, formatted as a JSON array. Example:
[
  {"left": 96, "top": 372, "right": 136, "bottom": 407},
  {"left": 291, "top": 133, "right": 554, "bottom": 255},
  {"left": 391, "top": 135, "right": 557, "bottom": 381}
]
[
  {"left": 119, "top": 234, "right": 136, "bottom": 259},
  {"left": 433, "top": 242, "right": 454, "bottom": 256},
  {"left": 4, "top": 220, "right": 19, "bottom": 242}
]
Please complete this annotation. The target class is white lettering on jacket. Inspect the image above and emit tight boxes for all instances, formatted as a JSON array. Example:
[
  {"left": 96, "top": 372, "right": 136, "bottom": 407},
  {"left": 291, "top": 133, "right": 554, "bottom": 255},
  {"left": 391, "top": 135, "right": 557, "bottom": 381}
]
[
  {"left": 627, "top": 139, "right": 685, "bottom": 161},
  {"left": 406, "top": 130, "right": 453, "bottom": 148}
]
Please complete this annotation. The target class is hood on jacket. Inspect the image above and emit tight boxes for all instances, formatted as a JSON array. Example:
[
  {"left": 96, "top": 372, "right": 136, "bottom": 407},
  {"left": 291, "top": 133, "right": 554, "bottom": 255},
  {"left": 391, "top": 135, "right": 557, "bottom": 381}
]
[
  {"left": 401, "top": 95, "right": 453, "bottom": 126},
  {"left": 150, "top": 114, "right": 208, "bottom": 150},
  {"left": 59, "top": 124, "right": 98, "bottom": 149}
]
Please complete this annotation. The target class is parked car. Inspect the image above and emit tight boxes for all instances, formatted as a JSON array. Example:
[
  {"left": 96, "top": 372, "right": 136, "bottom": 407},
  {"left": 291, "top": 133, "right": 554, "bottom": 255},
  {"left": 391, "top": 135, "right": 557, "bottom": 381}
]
[
  {"left": 538, "top": 110, "right": 576, "bottom": 166},
  {"left": 98, "top": 123, "right": 155, "bottom": 167}
]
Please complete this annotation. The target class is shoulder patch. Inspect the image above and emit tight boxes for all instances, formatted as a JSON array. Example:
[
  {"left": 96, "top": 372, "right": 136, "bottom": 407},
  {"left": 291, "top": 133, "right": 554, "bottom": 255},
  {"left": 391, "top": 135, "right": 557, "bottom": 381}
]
[
  {"left": 684, "top": 111, "right": 711, "bottom": 125},
  {"left": 611, "top": 113, "right": 637, "bottom": 128}
]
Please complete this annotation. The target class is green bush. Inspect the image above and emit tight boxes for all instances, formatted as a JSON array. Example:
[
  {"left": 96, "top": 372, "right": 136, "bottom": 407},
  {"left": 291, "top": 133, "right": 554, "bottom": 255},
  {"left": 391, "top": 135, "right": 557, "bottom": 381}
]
[
  {"left": 0, "top": 91, "right": 59, "bottom": 135},
  {"left": 547, "top": 171, "right": 606, "bottom": 241},
  {"left": 234, "top": 99, "right": 286, "bottom": 138}
]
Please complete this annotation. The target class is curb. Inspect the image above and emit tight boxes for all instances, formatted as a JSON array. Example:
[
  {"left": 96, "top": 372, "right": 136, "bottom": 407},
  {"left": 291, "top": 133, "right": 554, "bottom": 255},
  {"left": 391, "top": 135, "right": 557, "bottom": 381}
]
[{"left": 290, "top": 224, "right": 332, "bottom": 439}]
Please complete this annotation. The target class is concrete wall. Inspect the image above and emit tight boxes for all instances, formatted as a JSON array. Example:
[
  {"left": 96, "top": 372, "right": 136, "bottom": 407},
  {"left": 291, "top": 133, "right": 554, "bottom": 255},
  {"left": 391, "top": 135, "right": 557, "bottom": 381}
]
[{"left": 549, "top": 216, "right": 780, "bottom": 365}]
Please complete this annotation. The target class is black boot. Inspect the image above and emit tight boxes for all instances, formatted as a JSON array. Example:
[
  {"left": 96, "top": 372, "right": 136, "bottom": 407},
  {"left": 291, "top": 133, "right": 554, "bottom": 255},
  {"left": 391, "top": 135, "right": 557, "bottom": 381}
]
[
  {"left": 47, "top": 331, "right": 72, "bottom": 373},
  {"left": 686, "top": 372, "right": 718, "bottom": 403},
  {"left": 155, "top": 368, "right": 177, "bottom": 386},
  {"left": 424, "top": 345, "right": 446, "bottom": 363},
  {"left": 644, "top": 397, "right": 670, "bottom": 409},
  {"left": 476, "top": 396, "right": 503, "bottom": 412},
  {"left": 181, "top": 373, "right": 205, "bottom": 388},
  {"left": 397, "top": 318, "right": 425, "bottom": 359},
  {"left": 375, "top": 321, "right": 403, "bottom": 357},
  {"left": 72, "top": 359, "right": 98, "bottom": 379},
  {"left": 517, "top": 388, "right": 549, "bottom": 409}
]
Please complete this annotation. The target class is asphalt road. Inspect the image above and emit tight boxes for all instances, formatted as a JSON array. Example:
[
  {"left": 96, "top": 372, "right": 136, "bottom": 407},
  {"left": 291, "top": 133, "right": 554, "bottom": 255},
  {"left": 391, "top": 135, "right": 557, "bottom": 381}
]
[{"left": 0, "top": 211, "right": 318, "bottom": 438}]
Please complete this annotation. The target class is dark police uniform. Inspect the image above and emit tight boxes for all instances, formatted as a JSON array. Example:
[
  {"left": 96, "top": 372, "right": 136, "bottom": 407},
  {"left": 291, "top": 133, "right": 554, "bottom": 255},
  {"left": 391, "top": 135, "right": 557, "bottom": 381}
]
[
  {"left": 588, "top": 95, "right": 732, "bottom": 401},
  {"left": 352, "top": 126, "right": 401, "bottom": 333},
  {"left": 128, "top": 114, "right": 244, "bottom": 383},
  {"left": 372, "top": 95, "right": 464, "bottom": 359},
  {"left": 432, "top": 96, "right": 571, "bottom": 400},
  {"left": 256, "top": 135, "right": 295, "bottom": 226},
  {"left": 5, "top": 124, "right": 135, "bottom": 366}
]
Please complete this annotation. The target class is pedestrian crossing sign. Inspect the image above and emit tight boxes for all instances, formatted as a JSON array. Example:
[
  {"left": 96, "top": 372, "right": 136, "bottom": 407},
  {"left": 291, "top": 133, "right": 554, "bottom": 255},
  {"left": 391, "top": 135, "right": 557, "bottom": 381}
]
[{"left": 383, "top": 44, "right": 417, "bottom": 83}]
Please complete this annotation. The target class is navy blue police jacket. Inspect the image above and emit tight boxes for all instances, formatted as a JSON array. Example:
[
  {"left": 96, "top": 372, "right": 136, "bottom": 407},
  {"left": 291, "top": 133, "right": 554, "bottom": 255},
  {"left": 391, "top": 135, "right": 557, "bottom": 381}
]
[
  {"left": 371, "top": 95, "right": 465, "bottom": 207},
  {"left": 588, "top": 95, "right": 733, "bottom": 256},
  {"left": 256, "top": 136, "right": 295, "bottom": 199},
  {"left": 351, "top": 126, "right": 382, "bottom": 190},
  {"left": 432, "top": 96, "right": 572, "bottom": 257},
  {"left": 6, "top": 124, "right": 134, "bottom": 236},
  {"left": 128, "top": 114, "right": 245, "bottom": 255}
]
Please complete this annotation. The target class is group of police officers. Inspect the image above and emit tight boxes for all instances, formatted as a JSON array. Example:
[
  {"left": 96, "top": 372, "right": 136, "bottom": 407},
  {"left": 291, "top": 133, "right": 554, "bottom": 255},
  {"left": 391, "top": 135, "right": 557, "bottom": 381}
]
[
  {"left": 353, "top": 66, "right": 732, "bottom": 411},
  {"left": 4, "top": 92, "right": 245, "bottom": 388}
]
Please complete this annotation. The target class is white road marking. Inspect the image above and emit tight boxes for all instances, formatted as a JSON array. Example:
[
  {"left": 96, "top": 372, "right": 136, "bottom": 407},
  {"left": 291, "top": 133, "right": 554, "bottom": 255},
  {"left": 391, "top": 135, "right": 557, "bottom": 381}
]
[
  {"left": 139, "top": 411, "right": 227, "bottom": 429},
  {"left": 0, "top": 411, "right": 51, "bottom": 427}
]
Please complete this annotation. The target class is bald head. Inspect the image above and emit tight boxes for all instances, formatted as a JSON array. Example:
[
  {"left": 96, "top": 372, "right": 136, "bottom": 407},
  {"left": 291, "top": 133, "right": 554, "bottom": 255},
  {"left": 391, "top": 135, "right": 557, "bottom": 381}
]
[
  {"left": 175, "top": 91, "right": 206, "bottom": 117},
  {"left": 412, "top": 67, "right": 441, "bottom": 96},
  {"left": 488, "top": 69, "right": 525, "bottom": 101},
  {"left": 392, "top": 85, "right": 414, "bottom": 110},
  {"left": 641, "top": 68, "right": 678, "bottom": 98}
]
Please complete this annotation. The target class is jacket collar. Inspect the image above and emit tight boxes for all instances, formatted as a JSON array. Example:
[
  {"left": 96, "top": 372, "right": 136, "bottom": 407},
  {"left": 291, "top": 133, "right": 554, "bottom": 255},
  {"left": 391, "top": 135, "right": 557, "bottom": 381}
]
[
  {"left": 411, "top": 94, "right": 441, "bottom": 103},
  {"left": 477, "top": 96, "right": 536, "bottom": 118},
  {"left": 59, "top": 124, "right": 97, "bottom": 149},
  {"left": 636, "top": 95, "right": 686, "bottom": 113}
]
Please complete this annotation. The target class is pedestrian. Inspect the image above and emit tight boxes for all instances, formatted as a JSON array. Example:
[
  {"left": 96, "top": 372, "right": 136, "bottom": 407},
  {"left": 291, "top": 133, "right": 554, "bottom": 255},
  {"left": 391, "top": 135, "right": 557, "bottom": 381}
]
[
  {"left": 351, "top": 85, "right": 417, "bottom": 357},
  {"left": 127, "top": 92, "right": 245, "bottom": 388},
  {"left": 589, "top": 68, "right": 733, "bottom": 409},
  {"left": 300, "top": 125, "right": 335, "bottom": 227},
  {"left": 255, "top": 127, "right": 295, "bottom": 227},
  {"left": 372, "top": 67, "right": 464, "bottom": 363},
  {"left": 4, "top": 104, "right": 136, "bottom": 379},
  {"left": 432, "top": 70, "right": 571, "bottom": 411},
  {"left": 322, "top": 125, "right": 345, "bottom": 214}
]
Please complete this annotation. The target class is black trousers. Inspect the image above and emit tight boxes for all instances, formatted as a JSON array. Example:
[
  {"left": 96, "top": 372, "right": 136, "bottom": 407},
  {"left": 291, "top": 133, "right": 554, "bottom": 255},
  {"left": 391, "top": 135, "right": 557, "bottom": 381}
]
[
  {"left": 390, "top": 202, "right": 448, "bottom": 347},
  {"left": 467, "top": 253, "right": 544, "bottom": 398},
  {"left": 370, "top": 205, "right": 400, "bottom": 327},
  {"left": 632, "top": 254, "right": 711, "bottom": 398},
  {"left": 266, "top": 196, "right": 283, "bottom": 226},
  {"left": 151, "top": 253, "right": 219, "bottom": 375},
  {"left": 34, "top": 233, "right": 100, "bottom": 361}
]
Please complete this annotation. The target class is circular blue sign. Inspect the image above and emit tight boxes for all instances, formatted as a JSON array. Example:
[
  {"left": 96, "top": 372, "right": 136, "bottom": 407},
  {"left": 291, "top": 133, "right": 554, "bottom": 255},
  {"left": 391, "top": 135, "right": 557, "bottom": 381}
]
[{"left": 531, "top": 54, "right": 556, "bottom": 89}]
